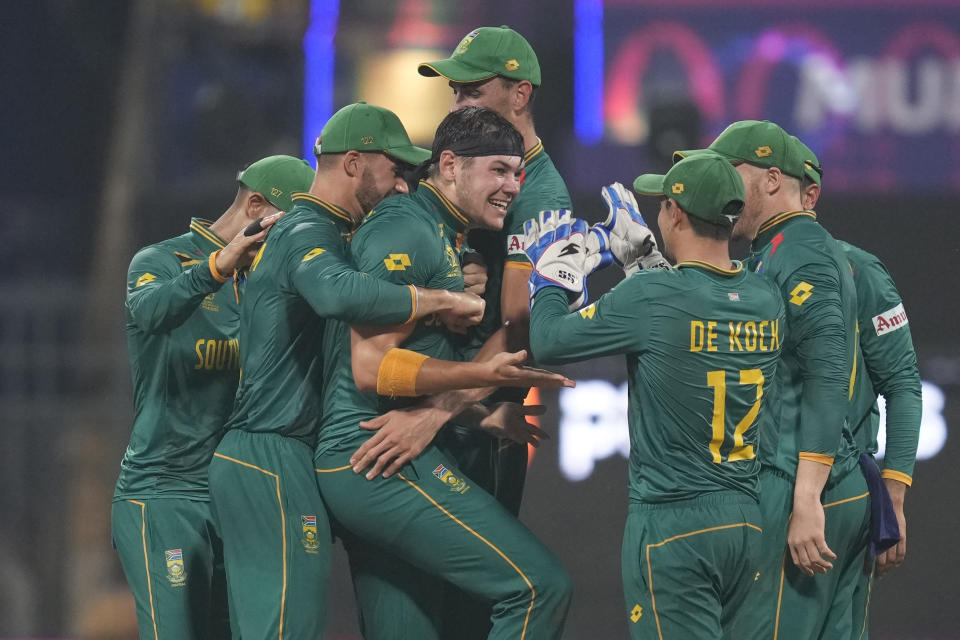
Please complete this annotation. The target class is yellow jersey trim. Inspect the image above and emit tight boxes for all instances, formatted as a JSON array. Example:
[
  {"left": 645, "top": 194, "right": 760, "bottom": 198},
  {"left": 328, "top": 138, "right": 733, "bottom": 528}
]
[
  {"left": 504, "top": 261, "right": 534, "bottom": 271},
  {"left": 647, "top": 522, "right": 763, "bottom": 639},
  {"left": 880, "top": 469, "right": 912, "bottom": 486},
  {"left": 419, "top": 181, "right": 470, "bottom": 227},
  {"left": 128, "top": 500, "right": 159, "bottom": 640},
  {"left": 212, "top": 453, "right": 287, "bottom": 640},
  {"left": 798, "top": 452, "right": 835, "bottom": 466},
  {"left": 858, "top": 565, "right": 875, "bottom": 640},
  {"left": 675, "top": 260, "right": 743, "bottom": 276},
  {"left": 849, "top": 321, "right": 860, "bottom": 400},
  {"left": 823, "top": 491, "right": 870, "bottom": 509},
  {"left": 774, "top": 555, "right": 787, "bottom": 640},
  {"left": 404, "top": 285, "right": 418, "bottom": 325},
  {"left": 755, "top": 210, "right": 816, "bottom": 237},
  {"left": 314, "top": 465, "right": 353, "bottom": 473},
  {"left": 293, "top": 192, "right": 353, "bottom": 224},
  {"left": 524, "top": 138, "right": 543, "bottom": 164},
  {"left": 397, "top": 473, "right": 537, "bottom": 638},
  {"left": 190, "top": 219, "right": 227, "bottom": 249}
]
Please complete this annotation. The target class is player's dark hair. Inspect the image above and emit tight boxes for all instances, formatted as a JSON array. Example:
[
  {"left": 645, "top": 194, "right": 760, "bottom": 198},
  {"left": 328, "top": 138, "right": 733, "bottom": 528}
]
[
  {"left": 666, "top": 198, "right": 732, "bottom": 241},
  {"left": 425, "top": 106, "right": 524, "bottom": 177}
]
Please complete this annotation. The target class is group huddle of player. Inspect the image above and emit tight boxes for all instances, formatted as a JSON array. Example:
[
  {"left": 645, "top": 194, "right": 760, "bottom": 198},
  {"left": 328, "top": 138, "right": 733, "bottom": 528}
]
[{"left": 111, "top": 25, "right": 920, "bottom": 640}]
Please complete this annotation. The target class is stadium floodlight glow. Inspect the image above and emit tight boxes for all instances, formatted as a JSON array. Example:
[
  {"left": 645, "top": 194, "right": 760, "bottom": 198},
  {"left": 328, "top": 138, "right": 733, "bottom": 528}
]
[
  {"left": 303, "top": 0, "right": 340, "bottom": 165},
  {"left": 574, "top": 0, "right": 604, "bottom": 145}
]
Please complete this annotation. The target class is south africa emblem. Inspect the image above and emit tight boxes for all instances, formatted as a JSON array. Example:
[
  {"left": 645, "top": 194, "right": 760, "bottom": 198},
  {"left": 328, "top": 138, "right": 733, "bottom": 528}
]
[
  {"left": 165, "top": 549, "right": 186, "bottom": 587},
  {"left": 301, "top": 515, "right": 320, "bottom": 553}
]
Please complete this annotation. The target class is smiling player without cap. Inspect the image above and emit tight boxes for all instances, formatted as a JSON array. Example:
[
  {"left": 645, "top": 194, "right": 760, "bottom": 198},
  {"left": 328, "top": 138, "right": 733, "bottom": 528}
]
[
  {"left": 418, "top": 26, "right": 574, "bottom": 637},
  {"left": 314, "top": 106, "right": 573, "bottom": 640}
]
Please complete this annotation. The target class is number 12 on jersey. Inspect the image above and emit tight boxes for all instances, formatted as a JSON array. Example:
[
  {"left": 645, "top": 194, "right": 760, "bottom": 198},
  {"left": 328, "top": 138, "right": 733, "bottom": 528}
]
[{"left": 707, "top": 369, "right": 764, "bottom": 463}]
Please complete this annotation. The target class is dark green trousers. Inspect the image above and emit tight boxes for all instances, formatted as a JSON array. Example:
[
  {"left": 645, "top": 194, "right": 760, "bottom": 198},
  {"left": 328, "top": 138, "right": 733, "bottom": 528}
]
[
  {"left": 620, "top": 493, "right": 762, "bottom": 640},
  {"left": 315, "top": 438, "right": 571, "bottom": 640},
  {"left": 209, "top": 429, "right": 330, "bottom": 640},
  {"left": 111, "top": 497, "right": 231, "bottom": 640}
]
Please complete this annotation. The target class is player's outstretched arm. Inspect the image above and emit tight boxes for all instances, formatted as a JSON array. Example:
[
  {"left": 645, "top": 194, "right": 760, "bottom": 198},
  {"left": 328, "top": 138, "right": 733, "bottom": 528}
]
[{"left": 350, "top": 324, "right": 574, "bottom": 397}]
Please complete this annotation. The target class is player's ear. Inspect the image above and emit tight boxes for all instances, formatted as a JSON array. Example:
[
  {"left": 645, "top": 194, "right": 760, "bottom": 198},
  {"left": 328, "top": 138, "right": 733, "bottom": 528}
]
[
  {"left": 513, "top": 80, "right": 534, "bottom": 111},
  {"left": 765, "top": 167, "right": 783, "bottom": 196},
  {"left": 437, "top": 150, "right": 458, "bottom": 183},
  {"left": 343, "top": 150, "right": 364, "bottom": 179},
  {"left": 246, "top": 192, "right": 272, "bottom": 219}
]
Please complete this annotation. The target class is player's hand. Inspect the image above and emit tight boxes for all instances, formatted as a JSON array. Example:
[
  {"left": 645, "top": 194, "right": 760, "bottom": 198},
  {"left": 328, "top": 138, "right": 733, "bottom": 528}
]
[
  {"left": 437, "top": 291, "right": 485, "bottom": 334},
  {"left": 523, "top": 210, "right": 605, "bottom": 310},
  {"left": 596, "top": 182, "right": 670, "bottom": 276},
  {"left": 461, "top": 253, "right": 488, "bottom": 298},
  {"left": 876, "top": 479, "right": 907, "bottom": 577},
  {"left": 216, "top": 212, "right": 283, "bottom": 276},
  {"left": 787, "top": 496, "right": 837, "bottom": 576},
  {"left": 482, "top": 349, "right": 575, "bottom": 389},
  {"left": 350, "top": 406, "right": 448, "bottom": 479},
  {"left": 478, "top": 402, "right": 549, "bottom": 447}
]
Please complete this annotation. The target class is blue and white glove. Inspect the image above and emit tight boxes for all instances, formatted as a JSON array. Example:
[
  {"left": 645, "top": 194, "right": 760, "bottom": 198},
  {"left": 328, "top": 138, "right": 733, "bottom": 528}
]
[
  {"left": 593, "top": 182, "right": 670, "bottom": 276},
  {"left": 523, "top": 210, "right": 605, "bottom": 310}
]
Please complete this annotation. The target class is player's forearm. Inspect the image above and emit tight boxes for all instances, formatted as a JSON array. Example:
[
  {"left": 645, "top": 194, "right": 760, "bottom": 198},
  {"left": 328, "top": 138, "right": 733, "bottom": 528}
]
[
  {"left": 881, "top": 386, "right": 922, "bottom": 483},
  {"left": 127, "top": 261, "right": 226, "bottom": 333},
  {"left": 794, "top": 458, "right": 832, "bottom": 503},
  {"left": 501, "top": 262, "right": 533, "bottom": 352},
  {"left": 299, "top": 267, "right": 414, "bottom": 325}
]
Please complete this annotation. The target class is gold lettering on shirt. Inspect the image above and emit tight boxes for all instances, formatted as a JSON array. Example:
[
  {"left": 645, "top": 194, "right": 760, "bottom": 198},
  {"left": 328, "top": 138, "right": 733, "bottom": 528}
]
[
  {"left": 690, "top": 321, "right": 705, "bottom": 352},
  {"left": 194, "top": 339, "right": 240, "bottom": 371},
  {"left": 706, "top": 321, "right": 719, "bottom": 352}
]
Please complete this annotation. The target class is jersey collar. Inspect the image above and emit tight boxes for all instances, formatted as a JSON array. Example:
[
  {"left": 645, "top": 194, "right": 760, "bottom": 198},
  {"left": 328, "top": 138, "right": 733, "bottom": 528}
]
[
  {"left": 189, "top": 218, "right": 227, "bottom": 253},
  {"left": 675, "top": 260, "right": 744, "bottom": 277},
  {"left": 417, "top": 181, "right": 470, "bottom": 233},
  {"left": 291, "top": 192, "right": 355, "bottom": 230},
  {"left": 752, "top": 210, "right": 816, "bottom": 249},
  {"left": 524, "top": 138, "right": 544, "bottom": 164}
]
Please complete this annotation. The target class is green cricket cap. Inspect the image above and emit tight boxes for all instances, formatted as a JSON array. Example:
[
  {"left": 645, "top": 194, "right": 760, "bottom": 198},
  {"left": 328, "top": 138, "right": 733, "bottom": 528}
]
[
  {"left": 633, "top": 151, "right": 746, "bottom": 226},
  {"left": 238, "top": 155, "right": 316, "bottom": 212},
  {"left": 418, "top": 26, "right": 541, "bottom": 86},
  {"left": 316, "top": 102, "right": 431, "bottom": 166},
  {"left": 673, "top": 120, "right": 806, "bottom": 179},
  {"left": 791, "top": 135, "right": 823, "bottom": 187}
]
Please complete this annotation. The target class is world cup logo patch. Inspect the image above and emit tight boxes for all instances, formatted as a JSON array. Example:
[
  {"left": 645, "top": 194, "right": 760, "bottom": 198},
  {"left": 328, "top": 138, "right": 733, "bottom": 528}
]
[
  {"left": 432, "top": 464, "right": 470, "bottom": 494},
  {"left": 165, "top": 549, "right": 186, "bottom": 587},
  {"left": 301, "top": 515, "right": 320, "bottom": 553}
]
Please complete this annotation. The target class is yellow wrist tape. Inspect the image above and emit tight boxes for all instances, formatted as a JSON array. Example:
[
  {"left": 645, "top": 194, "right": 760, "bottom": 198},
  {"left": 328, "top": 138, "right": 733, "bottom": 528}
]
[
  {"left": 377, "top": 348, "right": 429, "bottom": 397},
  {"left": 209, "top": 250, "right": 230, "bottom": 283}
]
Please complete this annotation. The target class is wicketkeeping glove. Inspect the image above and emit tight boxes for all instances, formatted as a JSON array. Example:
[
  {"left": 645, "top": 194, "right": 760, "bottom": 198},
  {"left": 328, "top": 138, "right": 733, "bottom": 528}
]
[
  {"left": 523, "top": 209, "right": 605, "bottom": 310},
  {"left": 594, "top": 182, "right": 671, "bottom": 276}
]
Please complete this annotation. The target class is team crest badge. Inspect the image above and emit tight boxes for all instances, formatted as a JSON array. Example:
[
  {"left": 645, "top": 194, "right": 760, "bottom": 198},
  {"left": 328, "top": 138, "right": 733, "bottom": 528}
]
[
  {"left": 301, "top": 515, "right": 320, "bottom": 553},
  {"left": 454, "top": 30, "right": 480, "bottom": 56},
  {"left": 433, "top": 464, "right": 470, "bottom": 494},
  {"left": 165, "top": 549, "right": 186, "bottom": 586},
  {"left": 505, "top": 59, "right": 520, "bottom": 71}
]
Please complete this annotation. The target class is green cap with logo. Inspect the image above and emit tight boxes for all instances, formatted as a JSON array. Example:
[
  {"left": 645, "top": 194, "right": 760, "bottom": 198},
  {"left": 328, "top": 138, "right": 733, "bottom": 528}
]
[
  {"left": 633, "top": 151, "right": 746, "bottom": 226},
  {"left": 315, "top": 102, "right": 431, "bottom": 166},
  {"left": 673, "top": 120, "right": 806, "bottom": 179},
  {"left": 418, "top": 25, "right": 541, "bottom": 86},
  {"left": 238, "top": 155, "right": 316, "bottom": 212},
  {"left": 791, "top": 135, "right": 823, "bottom": 187}
]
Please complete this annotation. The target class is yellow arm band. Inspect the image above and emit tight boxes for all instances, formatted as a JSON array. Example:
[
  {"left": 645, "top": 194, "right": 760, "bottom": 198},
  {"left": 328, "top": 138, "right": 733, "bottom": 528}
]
[
  {"left": 376, "top": 348, "right": 429, "bottom": 397},
  {"left": 209, "top": 250, "right": 230, "bottom": 283},
  {"left": 404, "top": 285, "right": 418, "bottom": 325},
  {"left": 798, "top": 452, "right": 835, "bottom": 466},
  {"left": 881, "top": 469, "right": 913, "bottom": 486}
]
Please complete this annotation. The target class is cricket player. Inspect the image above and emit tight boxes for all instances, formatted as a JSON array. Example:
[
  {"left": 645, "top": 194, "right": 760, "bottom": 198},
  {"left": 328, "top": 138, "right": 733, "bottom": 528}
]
[
  {"left": 315, "top": 106, "right": 574, "bottom": 640},
  {"left": 524, "top": 153, "right": 786, "bottom": 638},
  {"left": 111, "top": 155, "right": 315, "bottom": 640},
  {"left": 206, "top": 103, "right": 503, "bottom": 640},
  {"left": 794, "top": 137, "right": 920, "bottom": 637},
  {"left": 675, "top": 120, "right": 868, "bottom": 639},
  {"left": 416, "top": 27, "right": 575, "bottom": 636}
]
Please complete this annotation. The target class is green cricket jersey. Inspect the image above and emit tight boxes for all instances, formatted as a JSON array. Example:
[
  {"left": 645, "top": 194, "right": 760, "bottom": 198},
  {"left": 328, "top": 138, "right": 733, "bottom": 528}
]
[
  {"left": 746, "top": 211, "right": 860, "bottom": 479},
  {"left": 318, "top": 181, "right": 466, "bottom": 453},
  {"left": 462, "top": 141, "right": 571, "bottom": 356},
  {"left": 530, "top": 261, "right": 785, "bottom": 504},
  {"left": 224, "top": 193, "right": 417, "bottom": 447},
  {"left": 841, "top": 241, "right": 921, "bottom": 484},
  {"left": 115, "top": 219, "right": 238, "bottom": 500}
]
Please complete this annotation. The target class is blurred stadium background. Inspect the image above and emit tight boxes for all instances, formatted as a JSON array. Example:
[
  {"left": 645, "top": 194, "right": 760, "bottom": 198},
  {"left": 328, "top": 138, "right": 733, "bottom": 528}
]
[{"left": 2, "top": 0, "right": 958, "bottom": 637}]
